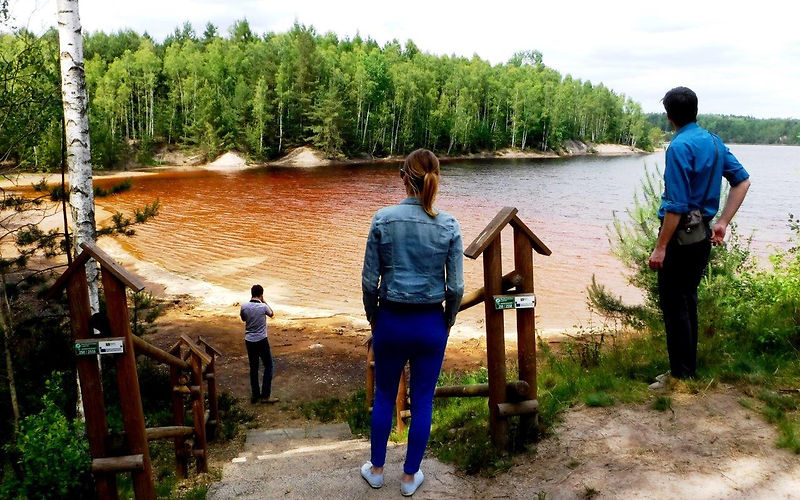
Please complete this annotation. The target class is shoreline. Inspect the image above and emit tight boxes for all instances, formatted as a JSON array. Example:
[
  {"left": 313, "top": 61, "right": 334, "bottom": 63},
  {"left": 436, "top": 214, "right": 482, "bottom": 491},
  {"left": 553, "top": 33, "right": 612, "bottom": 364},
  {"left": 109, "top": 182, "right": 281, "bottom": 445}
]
[
  {"left": 0, "top": 142, "right": 651, "bottom": 186},
  {"left": 98, "top": 236, "right": 575, "bottom": 341}
]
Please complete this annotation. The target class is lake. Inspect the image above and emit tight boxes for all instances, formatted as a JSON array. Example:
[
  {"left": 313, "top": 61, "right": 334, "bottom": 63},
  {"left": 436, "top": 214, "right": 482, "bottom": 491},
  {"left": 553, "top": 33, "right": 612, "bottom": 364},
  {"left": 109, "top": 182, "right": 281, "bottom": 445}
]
[{"left": 97, "top": 145, "right": 800, "bottom": 336}]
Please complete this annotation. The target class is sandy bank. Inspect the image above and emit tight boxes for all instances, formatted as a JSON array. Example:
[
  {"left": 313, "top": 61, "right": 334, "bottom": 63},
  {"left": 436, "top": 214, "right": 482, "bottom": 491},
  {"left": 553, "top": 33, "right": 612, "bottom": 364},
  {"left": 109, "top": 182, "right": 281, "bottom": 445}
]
[
  {"left": 2, "top": 141, "right": 648, "bottom": 182},
  {"left": 267, "top": 142, "right": 646, "bottom": 168}
]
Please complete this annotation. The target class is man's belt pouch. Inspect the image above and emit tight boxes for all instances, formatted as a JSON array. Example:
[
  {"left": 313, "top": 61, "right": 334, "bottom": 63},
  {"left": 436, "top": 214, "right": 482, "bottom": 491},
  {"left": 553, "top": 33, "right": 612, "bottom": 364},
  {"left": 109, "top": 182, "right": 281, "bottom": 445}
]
[{"left": 675, "top": 209, "right": 707, "bottom": 245}]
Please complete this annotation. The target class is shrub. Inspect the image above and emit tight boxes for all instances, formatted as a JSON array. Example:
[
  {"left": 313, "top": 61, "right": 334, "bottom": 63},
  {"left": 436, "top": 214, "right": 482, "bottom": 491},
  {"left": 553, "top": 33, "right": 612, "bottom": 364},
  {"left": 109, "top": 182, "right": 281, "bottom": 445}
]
[{"left": 3, "top": 375, "right": 91, "bottom": 499}]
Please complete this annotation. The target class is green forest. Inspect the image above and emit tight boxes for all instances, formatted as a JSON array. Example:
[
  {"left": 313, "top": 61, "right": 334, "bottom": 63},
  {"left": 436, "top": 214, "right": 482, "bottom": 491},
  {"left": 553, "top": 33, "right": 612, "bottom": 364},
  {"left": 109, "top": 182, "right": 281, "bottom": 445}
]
[
  {"left": 2, "top": 20, "right": 658, "bottom": 169},
  {"left": 647, "top": 113, "right": 800, "bottom": 145}
]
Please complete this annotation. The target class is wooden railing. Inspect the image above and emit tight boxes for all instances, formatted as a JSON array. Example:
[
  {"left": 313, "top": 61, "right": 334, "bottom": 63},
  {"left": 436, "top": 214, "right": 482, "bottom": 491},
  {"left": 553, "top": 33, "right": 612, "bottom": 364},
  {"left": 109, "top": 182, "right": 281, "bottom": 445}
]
[
  {"left": 132, "top": 333, "right": 223, "bottom": 477},
  {"left": 47, "top": 242, "right": 223, "bottom": 499}
]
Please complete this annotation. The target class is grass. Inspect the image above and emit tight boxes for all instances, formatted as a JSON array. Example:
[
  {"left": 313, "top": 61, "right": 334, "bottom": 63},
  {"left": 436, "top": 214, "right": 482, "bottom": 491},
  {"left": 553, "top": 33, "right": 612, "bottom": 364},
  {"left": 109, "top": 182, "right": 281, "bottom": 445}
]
[
  {"left": 298, "top": 389, "right": 370, "bottom": 437},
  {"left": 294, "top": 320, "right": 800, "bottom": 477},
  {"left": 94, "top": 178, "right": 133, "bottom": 197},
  {"left": 584, "top": 392, "right": 615, "bottom": 407},
  {"left": 651, "top": 396, "right": 672, "bottom": 412}
]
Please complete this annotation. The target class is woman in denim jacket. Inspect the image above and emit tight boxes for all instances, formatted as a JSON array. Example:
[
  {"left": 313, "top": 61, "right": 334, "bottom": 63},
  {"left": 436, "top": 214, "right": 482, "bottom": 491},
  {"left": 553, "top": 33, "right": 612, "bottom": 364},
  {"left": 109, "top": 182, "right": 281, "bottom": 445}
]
[{"left": 360, "top": 148, "right": 464, "bottom": 496}]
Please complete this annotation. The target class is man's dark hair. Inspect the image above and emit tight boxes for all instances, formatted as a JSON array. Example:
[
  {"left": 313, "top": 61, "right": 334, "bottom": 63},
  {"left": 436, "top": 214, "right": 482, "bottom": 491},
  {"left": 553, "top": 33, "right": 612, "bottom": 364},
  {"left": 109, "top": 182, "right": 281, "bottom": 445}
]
[
  {"left": 662, "top": 86, "right": 698, "bottom": 127},
  {"left": 251, "top": 284, "right": 263, "bottom": 297}
]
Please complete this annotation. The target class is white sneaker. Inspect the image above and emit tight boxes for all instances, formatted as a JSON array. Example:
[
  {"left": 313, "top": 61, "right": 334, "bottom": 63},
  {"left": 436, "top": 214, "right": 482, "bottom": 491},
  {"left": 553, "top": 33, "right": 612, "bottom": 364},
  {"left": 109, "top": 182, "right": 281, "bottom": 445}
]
[
  {"left": 400, "top": 470, "right": 424, "bottom": 496},
  {"left": 648, "top": 374, "right": 672, "bottom": 391},
  {"left": 360, "top": 462, "right": 383, "bottom": 489}
]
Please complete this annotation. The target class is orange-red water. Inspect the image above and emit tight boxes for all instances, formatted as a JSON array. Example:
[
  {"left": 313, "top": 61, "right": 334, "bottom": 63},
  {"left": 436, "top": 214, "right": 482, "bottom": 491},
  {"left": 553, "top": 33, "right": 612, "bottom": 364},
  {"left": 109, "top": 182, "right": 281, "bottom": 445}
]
[
  {"left": 95, "top": 145, "right": 798, "bottom": 333},
  {"left": 96, "top": 159, "right": 651, "bottom": 333}
]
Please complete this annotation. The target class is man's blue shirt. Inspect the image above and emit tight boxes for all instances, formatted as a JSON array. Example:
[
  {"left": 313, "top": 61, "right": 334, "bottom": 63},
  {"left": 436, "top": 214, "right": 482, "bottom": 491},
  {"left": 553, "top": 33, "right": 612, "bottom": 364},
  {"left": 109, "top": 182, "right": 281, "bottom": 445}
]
[
  {"left": 362, "top": 197, "right": 464, "bottom": 328},
  {"left": 659, "top": 122, "right": 750, "bottom": 219}
]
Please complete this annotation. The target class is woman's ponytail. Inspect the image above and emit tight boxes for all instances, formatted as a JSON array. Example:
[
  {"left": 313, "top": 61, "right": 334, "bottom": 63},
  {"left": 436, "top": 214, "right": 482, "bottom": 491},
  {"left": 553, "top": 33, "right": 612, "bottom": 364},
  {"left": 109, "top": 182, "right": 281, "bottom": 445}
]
[
  {"left": 421, "top": 171, "right": 438, "bottom": 217},
  {"left": 402, "top": 149, "right": 440, "bottom": 218}
]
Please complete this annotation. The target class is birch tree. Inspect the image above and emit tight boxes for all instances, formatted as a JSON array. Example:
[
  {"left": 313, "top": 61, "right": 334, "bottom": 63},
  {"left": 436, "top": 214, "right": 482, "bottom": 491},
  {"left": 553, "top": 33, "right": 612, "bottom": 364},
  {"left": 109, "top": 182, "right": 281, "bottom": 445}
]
[{"left": 56, "top": 0, "right": 98, "bottom": 312}]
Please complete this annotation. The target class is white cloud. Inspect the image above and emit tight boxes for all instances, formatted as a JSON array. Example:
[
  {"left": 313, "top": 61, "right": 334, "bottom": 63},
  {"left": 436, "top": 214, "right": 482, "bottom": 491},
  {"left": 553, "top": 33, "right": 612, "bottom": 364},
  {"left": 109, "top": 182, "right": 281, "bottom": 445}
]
[{"left": 8, "top": 0, "right": 800, "bottom": 118}]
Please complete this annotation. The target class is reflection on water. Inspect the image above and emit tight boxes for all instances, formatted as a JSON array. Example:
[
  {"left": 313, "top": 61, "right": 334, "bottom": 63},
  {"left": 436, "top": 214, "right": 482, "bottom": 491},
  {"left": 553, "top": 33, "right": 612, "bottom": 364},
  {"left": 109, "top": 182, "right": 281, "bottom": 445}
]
[{"left": 96, "top": 145, "right": 799, "bottom": 332}]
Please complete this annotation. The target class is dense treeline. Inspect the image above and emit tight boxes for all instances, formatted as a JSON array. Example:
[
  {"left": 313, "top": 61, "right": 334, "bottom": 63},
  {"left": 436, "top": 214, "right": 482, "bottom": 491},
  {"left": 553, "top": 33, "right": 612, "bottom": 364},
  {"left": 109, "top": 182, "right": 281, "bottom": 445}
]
[
  {"left": 2, "top": 20, "right": 657, "bottom": 169},
  {"left": 647, "top": 113, "right": 800, "bottom": 145}
]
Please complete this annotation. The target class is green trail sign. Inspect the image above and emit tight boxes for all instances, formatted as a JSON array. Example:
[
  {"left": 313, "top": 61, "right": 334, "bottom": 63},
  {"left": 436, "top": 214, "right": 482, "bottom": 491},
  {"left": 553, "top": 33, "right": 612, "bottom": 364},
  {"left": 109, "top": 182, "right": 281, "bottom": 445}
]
[
  {"left": 75, "top": 338, "right": 125, "bottom": 356},
  {"left": 493, "top": 293, "right": 536, "bottom": 311}
]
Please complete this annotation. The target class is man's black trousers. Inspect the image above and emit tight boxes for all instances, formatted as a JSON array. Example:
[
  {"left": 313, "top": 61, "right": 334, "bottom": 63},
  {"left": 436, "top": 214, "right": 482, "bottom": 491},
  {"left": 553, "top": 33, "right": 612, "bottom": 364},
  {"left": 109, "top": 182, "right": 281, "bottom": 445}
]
[
  {"left": 245, "top": 338, "right": 274, "bottom": 399},
  {"left": 657, "top": 238, "right": 711, "bottom": 379}
]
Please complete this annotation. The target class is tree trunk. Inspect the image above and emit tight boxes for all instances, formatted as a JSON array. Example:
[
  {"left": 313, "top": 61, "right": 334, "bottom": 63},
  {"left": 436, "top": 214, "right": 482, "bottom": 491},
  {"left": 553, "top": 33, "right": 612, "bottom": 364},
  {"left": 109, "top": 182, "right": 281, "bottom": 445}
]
[
  {"left": 278, "top": 102, "right": 284, "bottom": 153},
  {"left": 362, "top": 104, "right": 370, "bottom": 147},
  {"left": 0, "top": 278, "right": 19, "bottom": 434},
  {"left": 57, "top": 0, "right": 99, "bottom": 314}
]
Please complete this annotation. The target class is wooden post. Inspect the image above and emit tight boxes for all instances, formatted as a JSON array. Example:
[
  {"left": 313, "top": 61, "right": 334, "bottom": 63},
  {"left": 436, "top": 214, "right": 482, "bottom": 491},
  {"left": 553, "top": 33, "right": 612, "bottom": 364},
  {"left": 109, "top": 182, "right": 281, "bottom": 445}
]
[
  {"left": 101, "top": 272, "right": 156, "bottom": 500},
  {"left": 190, "top": 352, "right": 208, "bottom": 473},
  {"left": 203, "top": 349, "right": 219, "bottom": 436},
  {"left": 395, "top": 365, "right": 408, "bottom": 433},
  {"left": 199, "top": 337, "right": 222, "bottom": 432},
  {"left": 514, "top": 226, "right": 538, "bottom": 436},
  {"left": 66, "top": 270, "right": 118, "bottom": 499},
  {"left": 483, "top": 238, "right": 508, "bottom": 451},
  {"left": 169, "top": 345, "right": 188, "bottom": 479},
  {"left": 365, "top": 339, "right": 375, "bottom": 412}
]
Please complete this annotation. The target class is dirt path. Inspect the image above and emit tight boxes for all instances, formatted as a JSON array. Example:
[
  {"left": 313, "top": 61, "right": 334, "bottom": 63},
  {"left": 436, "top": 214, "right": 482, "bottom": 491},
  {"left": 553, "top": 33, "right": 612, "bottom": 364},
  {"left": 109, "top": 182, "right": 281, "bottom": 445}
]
[
  {"left": 485, "top": 388, "right": 800, "bottom": 498},
  {"left": 144, "top": 300, "right": 800, "bottom": 499},
  {"left": 205, "top": 390, "right": 800, "bottom": 499}
]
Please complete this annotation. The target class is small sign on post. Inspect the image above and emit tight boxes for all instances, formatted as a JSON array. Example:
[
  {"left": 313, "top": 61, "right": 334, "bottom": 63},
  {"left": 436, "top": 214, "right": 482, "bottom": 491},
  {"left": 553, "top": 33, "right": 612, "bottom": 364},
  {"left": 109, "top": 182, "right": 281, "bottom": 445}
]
[
  {"left": 75, "top": 338, "right": 125, "bottom": 356},
  {"left": 493, "top": 293, "right": 536, "bottom": 310}
]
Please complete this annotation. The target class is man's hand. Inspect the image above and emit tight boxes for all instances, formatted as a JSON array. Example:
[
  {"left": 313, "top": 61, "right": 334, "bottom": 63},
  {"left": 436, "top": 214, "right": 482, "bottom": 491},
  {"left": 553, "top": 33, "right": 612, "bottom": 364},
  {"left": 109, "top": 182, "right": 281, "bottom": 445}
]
[
  {"left": 648, "top": 246, "right": 666, "bottom": 270},
  {"left": 713, "top": 178, "right": 750, "bottom": 246},
  {"left": 711, "top": 221, "right": 728, "bottom": 245},
  {"left": 650, "top": 212, "right": 680, "bottom": 271}
]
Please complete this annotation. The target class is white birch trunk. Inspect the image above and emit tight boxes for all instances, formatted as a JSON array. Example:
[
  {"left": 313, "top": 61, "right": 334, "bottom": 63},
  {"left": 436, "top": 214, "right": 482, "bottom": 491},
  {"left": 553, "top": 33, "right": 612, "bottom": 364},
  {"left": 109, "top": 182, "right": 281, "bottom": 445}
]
[{"left": 57, "top": 0, "right": 99, "bottom": 314}]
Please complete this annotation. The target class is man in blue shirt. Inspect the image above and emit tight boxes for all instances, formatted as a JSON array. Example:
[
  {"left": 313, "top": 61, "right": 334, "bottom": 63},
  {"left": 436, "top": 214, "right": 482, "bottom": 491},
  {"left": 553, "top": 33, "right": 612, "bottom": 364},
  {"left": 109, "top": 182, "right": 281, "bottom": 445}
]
[{"left": 647, "top": 87, "right": 751, "bottom": 389}]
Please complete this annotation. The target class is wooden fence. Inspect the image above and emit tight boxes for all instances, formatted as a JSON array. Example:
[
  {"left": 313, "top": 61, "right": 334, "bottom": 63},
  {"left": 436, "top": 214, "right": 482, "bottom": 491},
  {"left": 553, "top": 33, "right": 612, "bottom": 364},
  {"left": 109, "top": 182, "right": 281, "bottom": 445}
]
[{"left": 47, "top": 242, "right": 223, "bottom": 499}]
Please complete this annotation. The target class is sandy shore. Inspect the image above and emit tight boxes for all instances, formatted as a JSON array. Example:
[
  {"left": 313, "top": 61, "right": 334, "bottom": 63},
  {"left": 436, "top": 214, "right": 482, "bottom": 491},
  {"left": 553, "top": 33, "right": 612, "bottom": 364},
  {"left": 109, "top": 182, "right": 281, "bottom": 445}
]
[{"left": 1, "top": 142, "right": 649, "bottom": 187}]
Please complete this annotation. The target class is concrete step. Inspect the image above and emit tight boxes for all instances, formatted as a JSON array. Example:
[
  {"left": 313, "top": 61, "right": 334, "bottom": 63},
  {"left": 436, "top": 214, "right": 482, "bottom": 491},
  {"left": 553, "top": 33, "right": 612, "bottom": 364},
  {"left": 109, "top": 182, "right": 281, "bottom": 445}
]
[{"left": 208, "top": 423, "right": 479, "bottom": 499}]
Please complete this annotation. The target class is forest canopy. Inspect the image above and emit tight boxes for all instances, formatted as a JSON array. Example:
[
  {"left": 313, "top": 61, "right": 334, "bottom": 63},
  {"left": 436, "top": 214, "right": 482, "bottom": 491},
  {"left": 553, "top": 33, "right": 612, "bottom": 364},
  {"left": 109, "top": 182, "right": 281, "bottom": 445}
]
[
  {"left": 647, "top": 113, "right": 800, "bottom": 145},
  {"left": 1, "top": 20, "right": 659, "bottom": 169}
]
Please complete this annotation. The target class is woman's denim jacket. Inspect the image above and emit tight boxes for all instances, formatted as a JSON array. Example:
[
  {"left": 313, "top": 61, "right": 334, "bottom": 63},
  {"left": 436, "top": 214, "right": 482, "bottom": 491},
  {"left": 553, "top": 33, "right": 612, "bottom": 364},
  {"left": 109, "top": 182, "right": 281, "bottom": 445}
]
[{"left": 362, "top": 198, "right": 464, "bottom": 328}]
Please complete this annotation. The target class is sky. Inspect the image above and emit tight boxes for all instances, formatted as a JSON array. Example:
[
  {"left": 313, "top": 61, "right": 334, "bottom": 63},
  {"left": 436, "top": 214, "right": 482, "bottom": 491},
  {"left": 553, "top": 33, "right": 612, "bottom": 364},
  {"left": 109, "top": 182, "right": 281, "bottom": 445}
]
[{"left": 10, "top": 0, "right": 800, "bottom": 119}]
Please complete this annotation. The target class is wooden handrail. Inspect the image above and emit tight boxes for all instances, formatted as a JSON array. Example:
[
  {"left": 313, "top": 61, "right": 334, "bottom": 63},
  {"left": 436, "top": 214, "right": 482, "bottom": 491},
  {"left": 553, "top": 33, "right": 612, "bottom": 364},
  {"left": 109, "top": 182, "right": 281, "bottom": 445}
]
[
  {"left": 179, "top": 334, "right": 212, "bottom": 365},
  {"left": 198, "top": 336, "right": 224, "bottom": 357},
  {"left": 43, "top": 250, "right": 92, "bottom": 300},
  {"left": 464, "top": 207, "right": 518, "bottom": 259},
  {"left": 459, "top": 270, "right": 523, "bottom": 311},
  {"left": 434, "top": 381, "right": 530, "bottom": 399},
  {"left": 131, "top": 335, "right": 190, "bottom": 370},
  {"left": 510, "top": 215, "right": 551, "bottom": 256},
  {"left": 146, "top": 426, "right": 195, "bottom": 441},
  {"left": 92, "top": 455, "right": 144, "bottom": 473},
  {"left": 80, "top": 241, "right": 146, "bottom": 292}
]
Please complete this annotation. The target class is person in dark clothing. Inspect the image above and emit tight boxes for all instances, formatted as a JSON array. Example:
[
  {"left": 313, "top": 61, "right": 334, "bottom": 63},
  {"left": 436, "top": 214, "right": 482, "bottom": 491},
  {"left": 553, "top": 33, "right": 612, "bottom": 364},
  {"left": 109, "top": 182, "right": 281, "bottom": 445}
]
[
  {"left": 648, "top": 87, "right": 751, "bottom": 389},
  {"left": 240, "top": 284, "right": 278, "bottom": 403}
]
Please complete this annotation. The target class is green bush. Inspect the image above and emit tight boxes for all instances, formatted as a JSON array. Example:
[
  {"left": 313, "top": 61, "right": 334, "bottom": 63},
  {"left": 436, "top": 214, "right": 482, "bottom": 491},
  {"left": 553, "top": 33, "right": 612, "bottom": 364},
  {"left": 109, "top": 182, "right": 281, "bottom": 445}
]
[
  {"left": 584, "top": 392, "right": 615, "bottom": 407},
  {"left": 298, "top": 390, "right": 369, "bottom": 437},
  {"left": 3, "top": 375, "right": 91, "bottom": 499}
]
